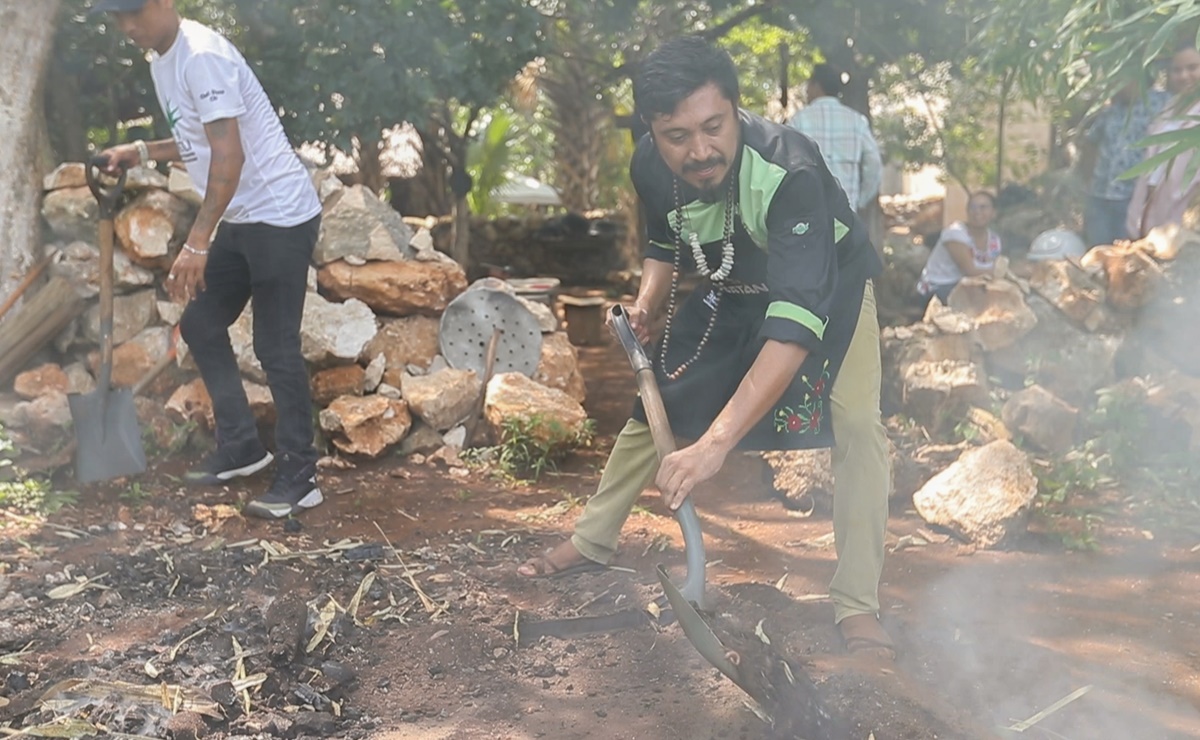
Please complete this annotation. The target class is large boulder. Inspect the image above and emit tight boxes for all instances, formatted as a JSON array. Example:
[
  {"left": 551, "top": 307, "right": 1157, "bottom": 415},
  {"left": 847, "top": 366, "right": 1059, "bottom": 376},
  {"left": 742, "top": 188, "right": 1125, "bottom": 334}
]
[
  {"left": 401, "top": 368, "right": 481, "bottom": 431},
  {"left": 946, "top": 277, "right": 1037, "bottom": 351},
  {"left": 901, "top": 360, "right": 989, "bottom": 432},
  {"left": 1080, "top": 243, "right": 1163, "bottom": 311},
  {"left": 1001, "top": 385, "right": 1078, "bottom": 453},
  {"left": 13, "top": 364, "right": 69, "bottom": 400},
  {"left": 311, "top": 365, "right": 366, "bottom": 407},
  {"left": 41, "top": 186, "right": 97, "bottom": 243},
  {"left": 300, "top": 294, "right": 379, "bottom": 367},
  {"left": 912, "top": 440, "right": 1038, "bottom": 548},
  {"left": 317, "top": 258, "right": 467, "bottom": 317},
  {"left": 1028, "top": 260, "right": 1124, "bottom": 334},
  {"left": 81, "top": 288, "right": 158, "bottom": 346},
  {"left": 9, "top": 392, "right": 72, "bottom": 451},
  {"left": 319, "top": 395, "right": 412, "bottom": 458},
  {"left": 880, "top": 305, "right": 980, "bottom": 414},
  {"left": 43, "top": 162, "right": 87, "bottom": 191},
  {"left": 51, "top": 240, "right": 157, "bottom": 296},
  {"left": 483, "top": 372, "right": 589, "bottom": 446},
  {"left": 314, "top": 185, "right": 414, "bottom": 264},
  {"left": 361, "top": 316, "right": 441, "bottom": 385},
  {"left": 89, "top": 326, "right": 171, "bottom": 388},
  {"left": 534, "top": 332, "right": 586, "bottom": 403},
  {"left": 115, "top": 189, "right": 194, "bottom": 268}
]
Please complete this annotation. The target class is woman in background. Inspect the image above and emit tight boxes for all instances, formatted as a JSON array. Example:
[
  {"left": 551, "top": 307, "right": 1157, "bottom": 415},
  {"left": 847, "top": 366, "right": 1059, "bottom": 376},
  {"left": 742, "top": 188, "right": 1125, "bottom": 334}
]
[
  {"left": 917, "top": 191, "right": 1002, "bottom": 304},
  {"left": 1126, "top": 45, "right": 1200, "bottom": 239}
]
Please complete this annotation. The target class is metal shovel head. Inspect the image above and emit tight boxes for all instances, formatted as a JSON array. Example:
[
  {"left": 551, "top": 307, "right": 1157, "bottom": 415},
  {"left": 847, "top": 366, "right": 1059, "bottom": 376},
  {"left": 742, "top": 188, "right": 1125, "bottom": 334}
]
[{"left": 68, "top": 385, "right": 146, "bottom": 484}]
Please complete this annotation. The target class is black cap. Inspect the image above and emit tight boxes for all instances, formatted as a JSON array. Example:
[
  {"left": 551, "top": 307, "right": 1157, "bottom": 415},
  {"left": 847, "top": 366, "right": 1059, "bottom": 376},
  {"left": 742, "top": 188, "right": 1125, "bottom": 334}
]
[{"left": 89, "top": 0, "right": 150, "bottom": 14}]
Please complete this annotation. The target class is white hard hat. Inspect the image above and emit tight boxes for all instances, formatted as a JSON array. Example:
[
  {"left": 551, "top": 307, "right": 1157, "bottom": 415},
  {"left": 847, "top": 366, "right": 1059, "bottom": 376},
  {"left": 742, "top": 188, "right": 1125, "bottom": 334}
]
[{"left": 1028, "top": 228, "right": 1087, "bottom": 261}]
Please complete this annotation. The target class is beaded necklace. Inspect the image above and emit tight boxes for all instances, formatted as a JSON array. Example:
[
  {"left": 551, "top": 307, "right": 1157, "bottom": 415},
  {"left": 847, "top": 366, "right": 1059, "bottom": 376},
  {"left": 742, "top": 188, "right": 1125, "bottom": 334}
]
[{"left": 659, "top": 174, "right": 738, "bottom": 381}]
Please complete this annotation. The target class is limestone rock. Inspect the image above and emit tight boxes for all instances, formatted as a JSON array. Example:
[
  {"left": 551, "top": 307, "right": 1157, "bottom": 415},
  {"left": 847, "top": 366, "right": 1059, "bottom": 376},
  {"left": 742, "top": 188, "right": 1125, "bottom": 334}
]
[
  {"left": 363, "top": 353, "right": 385, "bottom": 392},
  {"left": 13, "top": 392, "right": 72, "bottom": 449},
  {"left": 362, "top": 316, "right": 441, "bottom": 386},
  {"left": 901, "top": 360, "right": 989, "bottom": 432},
  {"left": 82, "top": 289, "right": 158, "bottom": 346},
  {"left": 89, "top": 326, "right": 171, "bottom": 388},
  {"left": 168, "top": 166, "right": 203, "bottom": 207},
  {"left": 946, "top": 277, "right": 1037, "bottom": 351},
  {"left": 317, "top": 259, "right": 467, "bottom": 317},
  {"left": 880, "top": 321, "right": 980, "bottom": 415},
  {"left": 43, "top": 162, "right": 87, "bottom": 191},
  {"left": 319, "top": 395, "right": 412, "bottom": 458},
  {"left": 41, "top": 186, "right": 98, "bottom": 243},
  {"left": 761, "top": 449, "right": 833, "bottom": 501},
  {"left": 228, "top": 307, "right": 264, "bottom": 383},
  {"left": 63, "top": 362, "right": 95, "bottom": 395},
  {"left": 1028, "top": 260, "right": 1123, "bottom": 333},
  {"left": 115, "top": 189, "right": 193, "bottom": 268},
  {"left": 1080, "top": 243, "right": 1164, "bottom": 311},
  {"left": 314, "top": 185, "right": 414, "bottom": 265},
  {"left": 51, "top": 240, "right": 156, "bottom": 297},
  {"left": 13, "top": 364, "right": 69, "bottom": 400},
  {"left": 301, "top": 294, "right": 378, "bottom": 367},
  {"left": 398, "top": 420, "right": 445, "bottom": 456},
  {"left": 166, "top": 379, "right": 213, "bottom": 427},
  {"left": 912, "top": 440, "right": 1038, "bottom": 548},
  {"left": 157, "top": 300, "right": 185, "bottom": 326},
  {"left": 311, "top": 168, "right": 344, "bottom": 206},
  {"left": 312, "top": 365, "right": 366, "bottom": 407},
  {"left": 1139, "top": 222, "right": 1199, "bottom": 261},
  {"left": 534, "top": 332, "right": 586, "bottom": 403},
  {"left": 517, "top": 296, "right": 558, "bottom": 333},
  {"left": 1001, "top": 385, "right": 1078, "bottom": 453},
  {"left": 410, "top": 227, "right": 454, "bottom": 264},
  {"left": 244, "top": 380, "right": 276, "bottom": 425},
  {"left": 123, "top": 165, "right": 170, "bottom": 191},
  {"left": 401, "top": 368, "right": 481, "bottom": 431},
  {"left": 484, "top": 372, "right": 589, "bottom": 447}
]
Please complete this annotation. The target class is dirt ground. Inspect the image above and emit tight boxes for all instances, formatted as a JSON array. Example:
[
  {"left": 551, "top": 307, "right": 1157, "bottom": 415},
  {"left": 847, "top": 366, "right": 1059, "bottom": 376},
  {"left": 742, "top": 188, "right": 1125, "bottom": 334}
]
[{"left": 2, "top": 337, "right": 1200, "bottom": 739}]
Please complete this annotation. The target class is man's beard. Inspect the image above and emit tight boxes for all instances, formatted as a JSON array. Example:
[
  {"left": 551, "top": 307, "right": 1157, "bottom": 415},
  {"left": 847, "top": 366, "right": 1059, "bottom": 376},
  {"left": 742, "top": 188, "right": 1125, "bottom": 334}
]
[{"left": 685, "top": 159, "right": 733, "bottom": 203}]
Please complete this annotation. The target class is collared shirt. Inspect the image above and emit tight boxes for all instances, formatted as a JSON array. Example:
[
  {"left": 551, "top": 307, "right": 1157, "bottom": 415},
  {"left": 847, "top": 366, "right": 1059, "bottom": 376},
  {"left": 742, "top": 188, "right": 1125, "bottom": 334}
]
[
  {"left": 789, "top": 97, "right": 882, "bottom": 210},
  {"left": 1086, "top": 90, "right": 1170, "bottom": 201}
]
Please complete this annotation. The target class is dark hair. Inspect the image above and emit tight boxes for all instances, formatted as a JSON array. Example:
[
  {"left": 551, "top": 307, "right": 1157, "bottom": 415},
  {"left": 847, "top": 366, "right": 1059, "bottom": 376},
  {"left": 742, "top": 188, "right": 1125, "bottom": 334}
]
[
  {"left": 633, "top": 36, "right": 739, "bottom": 120},
  {"left": 968, "top": 190, "right": 997, "bottom": 208},
  {"left": 810, "top": 63, "right": 845, "bottom": 97}
]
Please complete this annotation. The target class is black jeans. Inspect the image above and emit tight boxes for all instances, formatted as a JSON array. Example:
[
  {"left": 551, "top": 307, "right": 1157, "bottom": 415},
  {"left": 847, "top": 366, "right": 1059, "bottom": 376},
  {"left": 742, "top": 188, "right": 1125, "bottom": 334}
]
[{"left": 179, "top": 215, "right": 320, "bottom": 468}]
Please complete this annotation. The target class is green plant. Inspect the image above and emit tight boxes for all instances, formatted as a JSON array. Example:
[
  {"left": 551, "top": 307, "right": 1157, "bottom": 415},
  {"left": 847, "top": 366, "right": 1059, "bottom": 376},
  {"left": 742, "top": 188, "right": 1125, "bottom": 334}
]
[
  {"left": 0, "top": 425, "right": 79, "bottom": 516},
  {"left": 495, "top": 415, "right": 595, "bottom": 482},
  {"left": 121, "top": 481, "right": 150, "bottom": 504}
]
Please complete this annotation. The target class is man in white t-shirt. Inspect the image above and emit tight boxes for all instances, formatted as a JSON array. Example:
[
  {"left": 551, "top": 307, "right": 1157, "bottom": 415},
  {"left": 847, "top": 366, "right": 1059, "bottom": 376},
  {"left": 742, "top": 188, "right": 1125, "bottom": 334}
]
[{"left": 94, "top": 0, "right": 324, "bottom": 519}]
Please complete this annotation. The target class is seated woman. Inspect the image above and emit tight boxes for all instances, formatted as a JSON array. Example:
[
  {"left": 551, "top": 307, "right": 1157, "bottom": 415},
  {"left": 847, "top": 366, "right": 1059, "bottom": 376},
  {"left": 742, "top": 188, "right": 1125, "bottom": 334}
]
[
  {"left": 917, "top": 191, "right": 1002, "bottom": 304},
  {"left": 1127, "top": 45, "right": 1200, "bottom": 239}
]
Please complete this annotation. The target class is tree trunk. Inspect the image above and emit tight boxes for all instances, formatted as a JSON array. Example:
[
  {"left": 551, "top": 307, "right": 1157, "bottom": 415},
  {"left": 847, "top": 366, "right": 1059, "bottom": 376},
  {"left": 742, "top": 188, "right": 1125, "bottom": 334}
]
[
  {"left": 544, "top": 55, "right": 608, "bottom": 212},
  {"left": 449, "top": 195, "right": 470, "bottom": 267},
  {"left": 0, "top": 0, "right": 62, "bottom": 302}
]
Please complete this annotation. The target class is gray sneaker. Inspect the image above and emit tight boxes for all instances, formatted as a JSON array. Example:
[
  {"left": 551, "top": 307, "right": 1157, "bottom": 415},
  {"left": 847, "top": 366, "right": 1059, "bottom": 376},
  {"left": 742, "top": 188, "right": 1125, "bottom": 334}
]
[{"left": 245, "top": 454, "right": 323, "bottom": 519}]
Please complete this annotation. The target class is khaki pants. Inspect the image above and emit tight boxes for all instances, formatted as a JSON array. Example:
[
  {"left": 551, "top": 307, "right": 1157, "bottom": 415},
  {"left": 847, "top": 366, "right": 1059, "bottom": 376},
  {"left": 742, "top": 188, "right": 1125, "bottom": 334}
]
[{"left": 571, "top": 282, "right": 890, "bottom": 623}]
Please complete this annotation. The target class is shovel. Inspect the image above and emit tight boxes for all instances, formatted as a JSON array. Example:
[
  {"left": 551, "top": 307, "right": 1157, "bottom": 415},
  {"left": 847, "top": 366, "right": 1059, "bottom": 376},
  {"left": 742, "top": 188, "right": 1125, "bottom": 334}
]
[{"left": 68, "top": 156, "right": 147, "bottom": 484}]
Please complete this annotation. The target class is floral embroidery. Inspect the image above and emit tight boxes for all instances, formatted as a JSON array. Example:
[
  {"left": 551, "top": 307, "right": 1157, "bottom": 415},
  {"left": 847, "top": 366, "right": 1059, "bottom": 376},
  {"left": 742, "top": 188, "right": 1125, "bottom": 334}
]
[{"left": 774, "top": 361, "right": 831, "bottom": 435}]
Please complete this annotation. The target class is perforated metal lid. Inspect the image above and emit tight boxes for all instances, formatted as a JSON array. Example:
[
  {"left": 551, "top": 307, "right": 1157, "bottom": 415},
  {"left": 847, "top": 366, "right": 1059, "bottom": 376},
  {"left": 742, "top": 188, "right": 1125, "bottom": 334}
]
[{"left": 439, "top": 287, "right": 543, "bottom": 376}]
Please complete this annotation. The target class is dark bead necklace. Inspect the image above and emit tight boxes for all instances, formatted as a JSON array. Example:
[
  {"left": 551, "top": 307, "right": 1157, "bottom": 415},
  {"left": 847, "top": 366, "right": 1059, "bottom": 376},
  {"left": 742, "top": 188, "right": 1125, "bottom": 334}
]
[{"left": 659, "top": 175, "right": 738, "bottom": 381}]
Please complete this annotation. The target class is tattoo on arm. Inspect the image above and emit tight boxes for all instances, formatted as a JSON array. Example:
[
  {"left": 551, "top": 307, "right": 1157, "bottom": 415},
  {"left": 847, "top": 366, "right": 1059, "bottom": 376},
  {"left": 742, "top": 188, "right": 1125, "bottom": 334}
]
[{"left": 189, "top": 117, "right": 245, "bottom": 245}]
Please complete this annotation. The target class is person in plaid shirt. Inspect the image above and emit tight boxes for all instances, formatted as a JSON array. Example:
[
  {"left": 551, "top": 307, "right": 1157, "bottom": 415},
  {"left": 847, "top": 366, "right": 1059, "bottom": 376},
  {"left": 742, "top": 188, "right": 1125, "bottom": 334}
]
[{"left": 789, "top": 64, "right": 883, "bottom": 213}]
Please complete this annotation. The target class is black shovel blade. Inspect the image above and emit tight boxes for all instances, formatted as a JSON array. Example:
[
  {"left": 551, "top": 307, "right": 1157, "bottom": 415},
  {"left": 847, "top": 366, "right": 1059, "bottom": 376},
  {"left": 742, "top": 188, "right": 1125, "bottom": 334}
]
[{"left": 68, "top": 386, "right": 146, "bottom": 484}]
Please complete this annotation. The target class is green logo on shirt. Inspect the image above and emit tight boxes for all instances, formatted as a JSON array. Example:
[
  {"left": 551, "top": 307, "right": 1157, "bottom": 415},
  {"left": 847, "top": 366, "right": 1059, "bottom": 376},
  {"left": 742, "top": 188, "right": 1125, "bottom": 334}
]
[
  {"left": 792, "top": 221, "right": 810, "bottom": 236},
  {"left": 165, "top": 100, "right": 181, "bottom": 132}
]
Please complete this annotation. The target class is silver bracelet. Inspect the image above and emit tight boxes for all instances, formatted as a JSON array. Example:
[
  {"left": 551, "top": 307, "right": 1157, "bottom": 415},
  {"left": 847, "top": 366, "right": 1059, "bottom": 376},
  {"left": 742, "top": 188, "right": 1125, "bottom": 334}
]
[
  {"left": 133, "top": 139, "right": 151, "bottom": 165},
  {"left": 182, "top": 243, "right": 209, "bottom": 256}
]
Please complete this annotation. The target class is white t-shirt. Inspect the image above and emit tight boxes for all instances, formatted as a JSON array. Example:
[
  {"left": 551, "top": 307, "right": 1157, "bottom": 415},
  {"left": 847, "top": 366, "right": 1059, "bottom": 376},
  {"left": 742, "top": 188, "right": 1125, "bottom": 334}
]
[
  {"left": 150, "top": 20, "right": 320, "bottom": 227},
  {"left": 917, "top": 221, "right": 1002, "bottom": 295}
]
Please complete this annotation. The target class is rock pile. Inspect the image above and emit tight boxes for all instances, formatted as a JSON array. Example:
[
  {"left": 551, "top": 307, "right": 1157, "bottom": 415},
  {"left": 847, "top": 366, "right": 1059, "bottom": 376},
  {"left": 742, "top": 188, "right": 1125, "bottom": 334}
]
[
  {"left": 2, "top": 162, "right": 590, "bottom": 466},
  {"left": 767, "top": 223, "right": 1200, "bottom": 548}
]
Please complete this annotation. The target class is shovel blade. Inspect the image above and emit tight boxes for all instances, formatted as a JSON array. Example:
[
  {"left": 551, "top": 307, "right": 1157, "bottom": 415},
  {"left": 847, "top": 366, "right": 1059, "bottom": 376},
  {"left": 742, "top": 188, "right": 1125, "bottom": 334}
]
[{"left": 68, "top": 387, "right": 146, "bottom": 484}]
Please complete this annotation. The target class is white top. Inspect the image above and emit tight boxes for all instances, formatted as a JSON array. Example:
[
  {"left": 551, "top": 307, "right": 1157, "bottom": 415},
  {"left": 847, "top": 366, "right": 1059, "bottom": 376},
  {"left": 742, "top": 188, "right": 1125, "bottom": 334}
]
[
  {"left": 150, "top": 20, "right": 320, "bottom": 227},
  {"left": 789, "top": 97, "right": 883, "bottom": 210},
  {"left": 917, "top": 221, "right": 1002, "bottom": 295}
]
